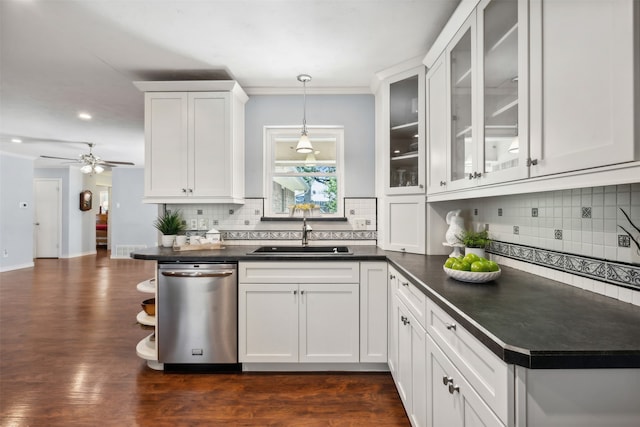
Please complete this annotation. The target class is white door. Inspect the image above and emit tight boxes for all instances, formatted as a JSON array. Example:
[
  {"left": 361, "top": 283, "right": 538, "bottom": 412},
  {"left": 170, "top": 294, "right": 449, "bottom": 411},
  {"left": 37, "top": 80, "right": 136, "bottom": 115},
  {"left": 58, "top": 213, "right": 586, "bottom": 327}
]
[{"left": 34, "top": 179, "right": 61, "bottom": 258}]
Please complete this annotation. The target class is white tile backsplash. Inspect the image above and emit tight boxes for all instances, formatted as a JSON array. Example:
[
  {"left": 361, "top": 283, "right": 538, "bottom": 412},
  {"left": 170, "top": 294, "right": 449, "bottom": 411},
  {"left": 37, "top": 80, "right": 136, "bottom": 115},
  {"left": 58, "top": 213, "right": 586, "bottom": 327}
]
[{"left": 167, "top": 197, "right": 378, "bottom": 244}]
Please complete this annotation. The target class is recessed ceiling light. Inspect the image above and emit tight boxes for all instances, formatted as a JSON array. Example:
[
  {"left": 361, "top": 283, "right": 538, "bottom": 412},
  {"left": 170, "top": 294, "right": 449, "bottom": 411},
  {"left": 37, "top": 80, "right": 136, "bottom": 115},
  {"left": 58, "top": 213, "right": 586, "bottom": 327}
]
[
  {"left": 78, "top": 112, "right": 92, "bottom": 120},
  {"left": 11, "top": 138, "right": 23, "bottom": 143}
]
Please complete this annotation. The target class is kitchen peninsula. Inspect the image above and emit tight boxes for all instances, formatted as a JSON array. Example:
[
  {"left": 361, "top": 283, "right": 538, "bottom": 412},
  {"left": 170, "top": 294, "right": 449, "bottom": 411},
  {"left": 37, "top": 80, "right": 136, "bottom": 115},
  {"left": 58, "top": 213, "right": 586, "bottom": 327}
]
[{"left": 132, "top": 245, "right": 640, "bottom": 427}]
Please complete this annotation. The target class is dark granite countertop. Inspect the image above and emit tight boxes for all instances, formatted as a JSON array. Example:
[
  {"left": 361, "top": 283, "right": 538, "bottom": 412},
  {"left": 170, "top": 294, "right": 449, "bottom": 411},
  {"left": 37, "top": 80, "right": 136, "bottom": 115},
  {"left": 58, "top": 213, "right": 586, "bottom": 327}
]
[{"left": 131, "top": 245, "right": 640, "bottom": 369}]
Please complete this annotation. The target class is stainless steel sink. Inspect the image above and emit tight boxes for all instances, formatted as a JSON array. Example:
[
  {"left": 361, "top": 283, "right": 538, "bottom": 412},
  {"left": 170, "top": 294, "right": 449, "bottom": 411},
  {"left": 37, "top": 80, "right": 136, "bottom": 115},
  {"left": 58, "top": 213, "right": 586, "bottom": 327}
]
[{"left": 249, "top": 246, "right": 352, "bottom": 255}]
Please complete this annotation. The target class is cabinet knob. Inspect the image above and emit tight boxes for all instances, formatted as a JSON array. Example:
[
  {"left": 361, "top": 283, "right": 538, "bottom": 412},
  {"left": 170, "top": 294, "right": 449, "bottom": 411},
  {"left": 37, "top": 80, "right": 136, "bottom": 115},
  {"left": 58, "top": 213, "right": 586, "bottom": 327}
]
[
  {"left": 300, "top": 290, "right": 305, "bottom": 295},
  {"left": 527, "top": 158, "right": 539, "bottom": 167},
  {"left": 293, "top": 290, "right": 297, "bottom": 295},
  {"left": 474, "top": 171, "right": 482, "bottom": 179},
  {"left": 442, "top": 376, "right": 453, "bottom": 386},
  {"left": 468, "top": 173, "right": 474, "bottom": 180},
  {"left": 188, "top": 188, "right": 193, "bottom": 193},
  {"left": 448, "top": 383, "right": 460, "bottom": 394},
  {"left": 400, "top": 316, "right": 410, "bottom": 326},
  {"left": 419, "top": 184, "right": 424, "bottom": 189},
  {"left": 445, "top": 323, "right": 457, "bottom": 331},
  {"left": 390, "top": 274, "right": 396, "bottom": 280},
  {"left": 401, "top": 281, "right": 409, "bottom": 287},
  {"left": 182, "top": 188, "right": 187, "bottom": 193}
]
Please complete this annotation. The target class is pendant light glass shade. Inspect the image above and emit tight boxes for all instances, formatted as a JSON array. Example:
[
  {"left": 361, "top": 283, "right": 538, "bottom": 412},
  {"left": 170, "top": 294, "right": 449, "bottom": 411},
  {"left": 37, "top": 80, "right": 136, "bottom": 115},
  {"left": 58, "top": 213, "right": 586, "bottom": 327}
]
[
  {"left": 296, "top": 74, "right": 313, "bottom": 153},
  {"left": 296, "top": 134, "right": 313, "bottom": 153}
]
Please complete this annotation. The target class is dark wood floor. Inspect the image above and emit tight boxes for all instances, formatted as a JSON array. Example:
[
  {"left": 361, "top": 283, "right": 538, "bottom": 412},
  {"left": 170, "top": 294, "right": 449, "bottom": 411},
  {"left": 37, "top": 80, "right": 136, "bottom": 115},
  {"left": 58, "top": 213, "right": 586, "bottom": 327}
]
[{"left": 0, "top": 250, "right": 409, "bottom": 426}]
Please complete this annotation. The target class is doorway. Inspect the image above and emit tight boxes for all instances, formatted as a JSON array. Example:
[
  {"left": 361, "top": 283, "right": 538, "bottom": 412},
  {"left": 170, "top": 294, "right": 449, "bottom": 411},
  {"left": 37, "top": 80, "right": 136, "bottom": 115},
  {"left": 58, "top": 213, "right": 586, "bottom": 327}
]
[{"left": 34, "top": 178, "right": 61, "bottom": 258}]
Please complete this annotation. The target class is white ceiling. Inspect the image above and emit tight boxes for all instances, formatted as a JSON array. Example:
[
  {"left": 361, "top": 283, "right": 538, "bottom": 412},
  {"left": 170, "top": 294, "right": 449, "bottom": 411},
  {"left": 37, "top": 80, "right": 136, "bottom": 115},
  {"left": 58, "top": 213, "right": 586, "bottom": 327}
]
[{"left": 0, "top": 0, "right": 459, "bottom": 170}]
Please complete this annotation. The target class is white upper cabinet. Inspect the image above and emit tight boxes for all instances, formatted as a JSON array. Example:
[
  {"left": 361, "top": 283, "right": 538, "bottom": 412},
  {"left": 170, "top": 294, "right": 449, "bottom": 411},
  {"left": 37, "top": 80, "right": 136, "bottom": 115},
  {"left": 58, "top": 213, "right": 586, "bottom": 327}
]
[
  {"left": 446, "top": 12, "right": 478, "bottom": 192},
  {"left": 477, "top": 0, "right": 529, "bottom": 185},
  {"left": 135, "top": 81, "right": 247, "bottom": 204},
  {"left": 424, "top": 0, "right": 638, "bottom": 199},
  {"left": 427, "top": 0, "right": 530, "bottom": 195},
  {"left": 385, "top": 67, "right": 426, "bottom": 195},
  {"left": 528, "top": 0, "right": 639, "bottom": 177},
  {"left": 426, "top": 54, "right": 448, "bottom": 194}
]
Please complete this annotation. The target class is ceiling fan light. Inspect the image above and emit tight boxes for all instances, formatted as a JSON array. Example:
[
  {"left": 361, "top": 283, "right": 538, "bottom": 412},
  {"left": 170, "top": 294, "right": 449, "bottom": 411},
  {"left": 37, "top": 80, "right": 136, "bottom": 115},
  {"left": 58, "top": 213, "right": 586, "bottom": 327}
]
[
  {"left": 296, "top": 133, "right": 313, "bottom": 153},
  {"left": 93, "top": 165, "right": 104, "bottom": 174},
  {"left": 80, "top": 164, "right": 93, "bottom": 174}
]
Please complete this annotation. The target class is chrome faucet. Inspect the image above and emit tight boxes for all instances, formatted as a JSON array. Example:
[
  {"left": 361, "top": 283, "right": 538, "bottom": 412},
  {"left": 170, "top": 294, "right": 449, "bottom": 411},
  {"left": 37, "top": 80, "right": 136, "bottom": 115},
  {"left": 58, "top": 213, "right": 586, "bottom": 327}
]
[{"left": 302, "top": 217, "right": 313, "bottom": 246}]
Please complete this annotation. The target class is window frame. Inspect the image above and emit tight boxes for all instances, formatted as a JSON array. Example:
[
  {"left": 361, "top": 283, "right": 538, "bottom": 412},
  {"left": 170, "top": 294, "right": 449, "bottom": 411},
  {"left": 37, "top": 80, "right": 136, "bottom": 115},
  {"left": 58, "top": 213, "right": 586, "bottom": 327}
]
[{"left": 263, "top": 125, "right": 345, "bottom": 218}]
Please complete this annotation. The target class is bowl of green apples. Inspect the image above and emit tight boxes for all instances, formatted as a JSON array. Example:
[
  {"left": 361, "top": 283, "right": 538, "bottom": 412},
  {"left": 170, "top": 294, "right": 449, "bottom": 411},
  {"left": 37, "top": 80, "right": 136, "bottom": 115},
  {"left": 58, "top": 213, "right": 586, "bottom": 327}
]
[{"left": 443, "top": 253, "right": 501, "bottom": 283}]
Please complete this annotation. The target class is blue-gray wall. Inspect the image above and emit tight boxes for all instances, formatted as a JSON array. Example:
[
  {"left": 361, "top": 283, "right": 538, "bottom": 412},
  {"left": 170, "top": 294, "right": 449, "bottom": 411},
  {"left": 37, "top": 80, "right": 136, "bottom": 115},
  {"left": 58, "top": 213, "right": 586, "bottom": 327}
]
[
  {"left": 245, "top": 94, "right": 375, "bottom": 198},
  {"left": 110, "top": 168, "right": 157, "bottom": 251},
  {"left": 0, "top": 153, "right": 35, "bottom": 271}
]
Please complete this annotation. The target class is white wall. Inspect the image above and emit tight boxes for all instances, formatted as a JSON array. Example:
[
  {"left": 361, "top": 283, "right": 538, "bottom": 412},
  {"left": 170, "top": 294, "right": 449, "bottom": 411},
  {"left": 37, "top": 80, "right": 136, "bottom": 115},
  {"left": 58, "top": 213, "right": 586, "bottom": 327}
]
[
  {"left": 0, "top": 153, "right": 35, "bottom": 271},
  {"left": 245, "top": 94, "right": 376, "bottom": 198}
]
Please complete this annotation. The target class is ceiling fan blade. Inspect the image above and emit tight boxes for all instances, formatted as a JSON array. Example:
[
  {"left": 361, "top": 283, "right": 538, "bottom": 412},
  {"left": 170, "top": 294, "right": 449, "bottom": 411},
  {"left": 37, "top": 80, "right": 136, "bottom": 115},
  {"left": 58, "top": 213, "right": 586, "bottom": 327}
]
[
  {"left": 40, "top": 155, "right": 80, "bottom": 161},
  {"left": 101, "top": 160, "right": 135, "bottom": 165}
]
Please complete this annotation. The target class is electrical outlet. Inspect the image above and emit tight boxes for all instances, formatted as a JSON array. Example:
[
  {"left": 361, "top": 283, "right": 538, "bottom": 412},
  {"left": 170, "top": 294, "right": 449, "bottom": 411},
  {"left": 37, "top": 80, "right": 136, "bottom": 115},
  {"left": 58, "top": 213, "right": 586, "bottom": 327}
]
[
  {"left": 190, "top": 219, "right": 198, "bottom": 230},
  {"left": 353, "top": 219, "right": 366, "bottom": 230},
  {"left": 199, "top": 218, "right": 208, "bottom": 230},
  {"left": 3, "top": 249, "right": 8, "bottom": 258}
]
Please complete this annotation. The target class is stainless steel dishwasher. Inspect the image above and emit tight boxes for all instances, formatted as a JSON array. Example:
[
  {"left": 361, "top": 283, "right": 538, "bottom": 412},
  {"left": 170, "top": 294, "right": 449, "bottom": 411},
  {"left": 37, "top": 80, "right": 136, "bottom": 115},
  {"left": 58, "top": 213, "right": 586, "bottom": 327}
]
[{"left": 157, "top": 263, "right": 237, "bottom": 366}]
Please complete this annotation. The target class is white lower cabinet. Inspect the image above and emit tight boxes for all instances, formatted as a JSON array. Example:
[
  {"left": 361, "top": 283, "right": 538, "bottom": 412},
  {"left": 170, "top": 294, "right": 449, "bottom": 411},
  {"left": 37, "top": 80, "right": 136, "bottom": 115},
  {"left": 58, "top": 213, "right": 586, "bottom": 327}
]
[
  {"left": 394, "top": 297, "right": 427, "bottom": 427},
  {"left": 427, "top": 335, "right": 504, "bottom": 427},
  {"left": 239, "top": 282, "right": 359, "bottom": 363},
  {"left": 360, "top": 262, "right": 388, "bottom": 363},
  {"left": 238, "top": 262, "right": 361, "bottom": 364},
  {"left": 388, "top": 263, "right": 509, "bottom": 427}
]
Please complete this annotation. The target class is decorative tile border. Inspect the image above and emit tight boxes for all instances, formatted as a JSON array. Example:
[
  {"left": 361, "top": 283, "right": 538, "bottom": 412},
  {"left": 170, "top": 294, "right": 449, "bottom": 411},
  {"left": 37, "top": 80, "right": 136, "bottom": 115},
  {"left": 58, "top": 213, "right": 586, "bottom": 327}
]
[
  {"left": 488, "top": 240, "right": 640, "bottom": 291},
  {"left": 220, "top": 230, "right": 377, "bottom": 241}
]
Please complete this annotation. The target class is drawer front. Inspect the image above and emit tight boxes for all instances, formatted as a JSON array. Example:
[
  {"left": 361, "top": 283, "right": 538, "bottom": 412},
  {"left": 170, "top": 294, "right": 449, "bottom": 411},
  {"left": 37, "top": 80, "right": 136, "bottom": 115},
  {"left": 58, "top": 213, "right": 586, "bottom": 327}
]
[
  {"left": 396, "top": 272, "right": 426, "bottom": 328},
  {"left": 426, "top": 300, "right": 512, "bottom": 425},
  {"left": 239, "top": 261, "right": 360, "bottom": 283}
]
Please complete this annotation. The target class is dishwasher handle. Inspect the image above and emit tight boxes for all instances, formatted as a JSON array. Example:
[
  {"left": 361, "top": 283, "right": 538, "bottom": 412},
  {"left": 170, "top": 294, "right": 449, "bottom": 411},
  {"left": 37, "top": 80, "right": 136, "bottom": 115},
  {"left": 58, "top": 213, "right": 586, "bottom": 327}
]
[{"left": 161, "top": 270, "right": 234, "bottom": 278}]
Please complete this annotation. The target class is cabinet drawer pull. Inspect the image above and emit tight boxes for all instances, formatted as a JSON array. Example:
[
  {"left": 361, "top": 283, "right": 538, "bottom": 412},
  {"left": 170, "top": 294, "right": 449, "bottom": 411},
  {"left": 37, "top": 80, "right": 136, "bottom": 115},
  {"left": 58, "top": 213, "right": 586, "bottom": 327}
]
[
  {"left": 442, "top": 376, "right": 453, "bottom": 385},
  {"left": 448, "top": 383, "right": 460, "bottom": 394},
  {"left": 445, "top": 323, "right": 457, "bottom": 331},
  {"left": 401, "top": 281, "right": 409, "bottom": 287}
]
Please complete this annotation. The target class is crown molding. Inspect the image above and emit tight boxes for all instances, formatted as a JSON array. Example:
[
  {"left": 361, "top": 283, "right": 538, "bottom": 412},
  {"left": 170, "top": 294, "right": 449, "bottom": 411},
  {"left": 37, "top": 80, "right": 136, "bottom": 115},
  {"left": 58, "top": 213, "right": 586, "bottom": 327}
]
[{"left": 244, "top": 86, "right": 373, "bottom": 96}]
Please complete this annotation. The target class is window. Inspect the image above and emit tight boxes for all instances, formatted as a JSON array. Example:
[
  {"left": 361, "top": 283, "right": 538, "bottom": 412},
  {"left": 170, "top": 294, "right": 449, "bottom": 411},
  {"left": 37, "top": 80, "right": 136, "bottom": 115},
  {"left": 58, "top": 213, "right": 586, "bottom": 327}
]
[{"left": 264, "top": 126, "right": 344, "bottom": 217}]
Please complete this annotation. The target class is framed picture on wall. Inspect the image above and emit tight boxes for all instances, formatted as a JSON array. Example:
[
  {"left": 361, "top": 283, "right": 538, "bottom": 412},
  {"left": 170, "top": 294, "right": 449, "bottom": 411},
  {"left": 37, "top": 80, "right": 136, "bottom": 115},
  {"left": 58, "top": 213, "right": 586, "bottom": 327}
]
[{"left": 80, "top": 190, "right": 92, "bottom": 211}]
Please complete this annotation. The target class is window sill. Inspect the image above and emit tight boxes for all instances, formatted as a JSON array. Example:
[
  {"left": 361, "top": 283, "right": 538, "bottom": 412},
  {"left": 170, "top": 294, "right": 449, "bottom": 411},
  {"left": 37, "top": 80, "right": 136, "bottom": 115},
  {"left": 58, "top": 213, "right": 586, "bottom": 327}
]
[{"left": 260, "top": 217, "right": 348, "bottom": 222}]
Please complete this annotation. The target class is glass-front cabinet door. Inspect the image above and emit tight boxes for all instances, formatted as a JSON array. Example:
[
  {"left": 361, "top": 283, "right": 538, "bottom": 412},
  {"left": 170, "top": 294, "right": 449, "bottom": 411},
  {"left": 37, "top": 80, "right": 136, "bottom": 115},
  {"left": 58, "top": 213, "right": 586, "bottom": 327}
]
[
  {"left": 387, "top": 67, "right": 425, "bottom": 194},
  {"left": 446, "top": 12, "right": 476, "bottom": 191},
  {"left": 477, "top": 0, "right": 529, "bottom": 184}
]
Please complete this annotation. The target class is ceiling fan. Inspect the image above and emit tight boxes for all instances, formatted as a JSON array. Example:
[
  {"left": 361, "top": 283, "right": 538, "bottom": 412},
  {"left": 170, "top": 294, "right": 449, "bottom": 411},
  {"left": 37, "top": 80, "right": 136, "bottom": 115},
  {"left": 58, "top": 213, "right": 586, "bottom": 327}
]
[{"left": 40, "top": 142, "right": 134, "bottom": 174}]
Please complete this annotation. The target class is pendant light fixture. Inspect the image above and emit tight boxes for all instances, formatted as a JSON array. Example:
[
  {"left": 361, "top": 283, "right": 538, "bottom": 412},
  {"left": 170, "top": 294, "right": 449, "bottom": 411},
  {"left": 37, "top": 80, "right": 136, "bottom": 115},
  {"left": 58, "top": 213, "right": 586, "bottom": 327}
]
[{"left": 296, "top": 74, "right": 313, "bottom": 153}]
